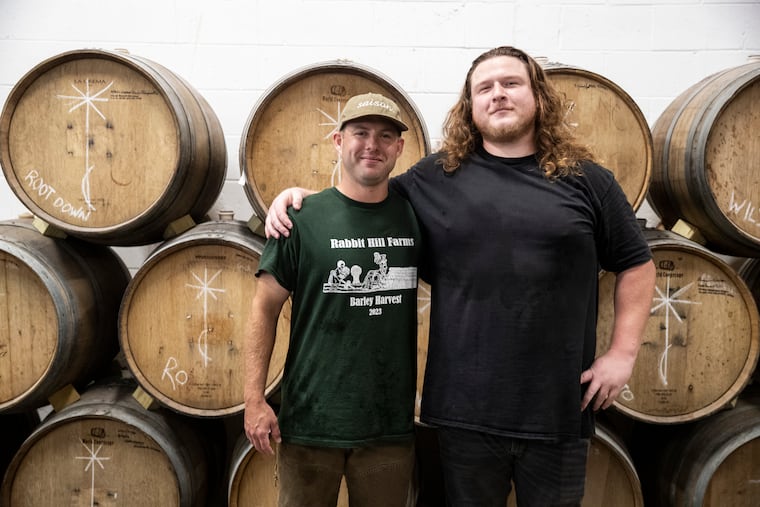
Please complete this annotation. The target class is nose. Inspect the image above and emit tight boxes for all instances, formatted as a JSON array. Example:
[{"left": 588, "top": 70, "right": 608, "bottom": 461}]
[
  {"left": 492, "top": 82, "right": 507, "bottom": 99},
  {"left": 364, "top": 133, "right": 380, "bottom": 150}
]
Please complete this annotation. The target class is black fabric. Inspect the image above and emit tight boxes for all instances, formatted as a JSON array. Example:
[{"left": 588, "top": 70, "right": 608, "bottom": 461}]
[{"left": 390, "top": 148, "right": 652, "bottom": 440}]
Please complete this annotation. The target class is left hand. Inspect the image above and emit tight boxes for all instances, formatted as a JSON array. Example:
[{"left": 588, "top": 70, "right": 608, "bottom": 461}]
[{"left": 579, "top": 349, "right": 636, "bottom": 412}]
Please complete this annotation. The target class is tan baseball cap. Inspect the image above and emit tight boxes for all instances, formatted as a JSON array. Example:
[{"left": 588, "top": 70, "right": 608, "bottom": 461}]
[{"left": 339, "top": 92, "right": 409, "bottom": 132}]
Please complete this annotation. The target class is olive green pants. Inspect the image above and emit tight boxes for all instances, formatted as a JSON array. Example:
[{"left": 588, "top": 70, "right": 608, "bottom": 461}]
[{"left": 277, "top": 441, "right": 415, "bottom": 507}]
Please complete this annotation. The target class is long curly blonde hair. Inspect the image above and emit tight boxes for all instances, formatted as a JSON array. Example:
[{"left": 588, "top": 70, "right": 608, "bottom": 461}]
[{"left": 438, "top": 46, "right": 595, "bottom": 177}]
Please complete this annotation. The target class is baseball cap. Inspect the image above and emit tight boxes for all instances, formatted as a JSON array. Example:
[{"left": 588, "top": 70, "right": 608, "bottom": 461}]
[{"left": 339, "top": 92, "right": 409, "bottom": 132}]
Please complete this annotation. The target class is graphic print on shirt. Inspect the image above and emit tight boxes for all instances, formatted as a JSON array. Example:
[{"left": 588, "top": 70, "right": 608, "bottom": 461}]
[
  {"left": 323, "top": 250, "right": 417, "bottom": 293},
  {"left": 323, "top": 235, "right": 417, "bottom": 293}
]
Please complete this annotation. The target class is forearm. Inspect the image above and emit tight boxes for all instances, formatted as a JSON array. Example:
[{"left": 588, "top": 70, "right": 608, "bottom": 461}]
[
  {"left": 244, "top": 275, "right": 289, "bottom": 405},
  {"left": 608, "top": 259, "right": 656, "bottom": 359},
  {"left": 243, "top": 310, "right": 277, "bottom": 405},
  {"left": 581, "top": 259, "right": 656, "bottom": 411}
]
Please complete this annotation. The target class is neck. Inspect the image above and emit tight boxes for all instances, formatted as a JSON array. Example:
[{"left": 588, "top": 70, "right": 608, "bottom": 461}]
[
  {"left": 335, "top": 181, "right": 389, "bottom": 203},
  {"left": 482, "top": 137, "right": 536, "bottom": 158}
]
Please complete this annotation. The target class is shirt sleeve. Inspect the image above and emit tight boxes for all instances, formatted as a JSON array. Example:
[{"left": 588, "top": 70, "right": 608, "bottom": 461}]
[
  {"left": 592, "top": 167, "right": 653, "bottom": 273},
  {"left": 256, "top": 211, "right": 300, "bottom": 292}
]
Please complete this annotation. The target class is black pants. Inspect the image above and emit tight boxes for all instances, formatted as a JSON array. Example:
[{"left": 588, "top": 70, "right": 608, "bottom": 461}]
[{"left": 437, "top": 426, "right": 589, "bottom": 507}]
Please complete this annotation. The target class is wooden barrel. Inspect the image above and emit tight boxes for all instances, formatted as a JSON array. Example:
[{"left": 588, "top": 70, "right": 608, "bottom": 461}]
[
  {"left": 0, "top": 218, "right": 130, "bottom": 413},
  {"left": 416, "top": 280, "right": 432, "bottom": 422},
  {"left": 0, "top": 49, "right": 227, "bottom": 246},
  {"left": 0, "top": 380, "right": 211, "bottom": 507},
  {"left": 119, "top": 218, "right": 290, "bottom": 417},
  {"left": 239, "top": 60, "right": 430, "bottom": 219},
  {"left": 647, "top": 56, "right": 760, "bottom": 256},
  {"left": 541, "top": 61, "right": 653, "bottom": 211},
  {"left": 596, "top": 229, "right": 760, "bottom": 424},
  {"left": 738, "top": 257, "right": 760, "bottom": 383},
  {"left": 654, "top": 396, "right": 760, "bottom": 506},
  {"left": 581, "top": 423, "right": 644, "bottom": 507}
]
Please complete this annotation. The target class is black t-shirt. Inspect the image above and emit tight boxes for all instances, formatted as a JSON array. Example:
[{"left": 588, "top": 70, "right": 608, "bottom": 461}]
[{"left": 391, "top": 148, "right": 652, "bottom": 440}]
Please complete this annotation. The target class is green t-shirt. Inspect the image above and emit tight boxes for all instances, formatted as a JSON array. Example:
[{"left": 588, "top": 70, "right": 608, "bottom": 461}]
[{"left": 258, "top": 187, "right": 421, "bottom": 447}]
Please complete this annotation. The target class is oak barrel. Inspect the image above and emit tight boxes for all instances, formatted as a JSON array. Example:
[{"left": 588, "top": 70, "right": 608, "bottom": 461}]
[
  {"left": 239, "top": 60, "right": 430, "bottom": 219},
  {"left": 580, "top": 423, "right": 644, "bottom": 507},
  {"left": 118, "top": 218, "right": 290, "bottom": 417},
  {"left": 596, "top": 229, "right": 760, "bottom": 424},
  {"left": 0, "top": 218, "right": 129, "bottom": 413},
  {"left": 0, "top": 380, "right": 211, "bottom": 506},
  {"left": 0, "top": 49, "right": 226, "bottom": 245},
  {"left": 647, "top": 56, "right": 760, "bottom": 256},
  {"left": 655, "top": 396, "right": 760, "bottom": 506},
  {"left": 541, "top": 61, "right": 653, "bottom": 211},
  {"left": 415, "top": 280, "right": 431, "bottom": 421}
]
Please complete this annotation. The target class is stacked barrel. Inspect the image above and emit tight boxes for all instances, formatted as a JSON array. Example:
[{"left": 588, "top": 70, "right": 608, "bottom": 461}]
[
  {"left": 2, "top": 48, "right": 760, "bottom": 506},
  {"left": 0, "top": 49, "right": 229, "bottom": 506},
  {"left": 596, "top": 55, "right": 760, "bottom": 507}
]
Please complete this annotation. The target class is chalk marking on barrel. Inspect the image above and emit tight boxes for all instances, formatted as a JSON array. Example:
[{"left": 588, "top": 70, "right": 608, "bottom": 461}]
[
  {"left": 650, "top": 278, "right": 701, "bottom": 386},
  {"left": 186, "top": 266, "right": 225, "bottom": 367},
  {"left": 75, "top": 438, "right": 111, "bottom": 507},
  {"left": 318, "top": 102, "right": 345, "bottom": 186},
  {"left": 57, "top": 79, "right": 113, "bottom": 213},
  {"left": 728, "top": 189, "right": 759, "bottom": 226},
  {"left": 162, "top": 356, "right": 188, "bottom": 390},
  {"left": 417, "top": 283, "right": 431, "bottom": 314},
  {"left": 317, "top": 102, "right": 342, "bottom": 139}
]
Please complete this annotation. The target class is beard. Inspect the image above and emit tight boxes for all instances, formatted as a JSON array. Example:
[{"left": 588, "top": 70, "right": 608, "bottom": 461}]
[
  {"left": 473, "top": 103, "right": 536, "bottom": 144},
  {"left": 476, "top": 114, "right": 535, "bottom": 145}
]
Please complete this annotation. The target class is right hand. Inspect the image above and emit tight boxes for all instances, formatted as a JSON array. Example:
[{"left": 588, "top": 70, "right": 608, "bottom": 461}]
[
  {"left": 264, "top": 187, "right": 313, "bottom": 238},
  {"left": 244, "top": 398, "right": 282, "bottom": 455}
]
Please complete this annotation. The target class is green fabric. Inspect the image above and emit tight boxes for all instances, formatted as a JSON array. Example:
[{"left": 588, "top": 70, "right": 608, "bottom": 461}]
[{"left": 258, "top": 187, "right": 421, "bottom": 447}]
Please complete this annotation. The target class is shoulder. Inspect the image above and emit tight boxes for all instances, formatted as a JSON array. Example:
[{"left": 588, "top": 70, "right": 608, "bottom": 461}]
[
  {"left": 391, "top": 153, "right": 446, "bottom": 191},
  {"left": 287, "top": 187, "right": 339, "bottom": 221},
  {"left": 399, "top": 152, "right": 444, "bottom": 178},
  {"left": 573, "top": 160, "right": 618, "bottom": 196},
  {"left": 578, "top": 160, "right": 615, "bottom": 181}
]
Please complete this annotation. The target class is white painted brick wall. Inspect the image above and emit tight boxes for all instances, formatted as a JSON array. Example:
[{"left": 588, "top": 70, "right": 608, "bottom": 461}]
[{"left": 1, "top": 0, "right": 759, "bottom": 269}]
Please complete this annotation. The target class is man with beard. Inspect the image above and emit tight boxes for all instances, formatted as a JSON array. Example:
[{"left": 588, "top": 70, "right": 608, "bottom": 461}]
[{"left": 266, "top": 47, "right": 656, "bottom": 506}]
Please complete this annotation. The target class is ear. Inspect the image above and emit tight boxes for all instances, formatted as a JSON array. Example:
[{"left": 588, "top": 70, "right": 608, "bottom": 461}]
[
  {"left": 396, "top": 137, "right": 405, "bottom": 157},
  {"left": 333, "top": 131, "right": 343, "bottom": 153}
]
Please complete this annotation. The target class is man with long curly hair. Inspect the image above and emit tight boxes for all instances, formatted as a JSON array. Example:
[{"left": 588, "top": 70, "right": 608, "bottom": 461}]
[{"left": 266, "top": 46, "right": 656, "bottom": 506}]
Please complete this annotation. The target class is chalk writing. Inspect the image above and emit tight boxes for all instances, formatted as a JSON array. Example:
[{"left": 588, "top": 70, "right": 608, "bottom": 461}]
[
  {"left": 728, "top": 190, "right": 760, "bottom": 226},
  {"left": 23, "top": 169, "right": 92, "bottom": 220},
  {"left": 186, "top": 266, "right": 226, "bottom": 367},
  {"left": 317, "top": 100, "right": 345, "bottom": 185},
  {"left": 75, "top": 438, "right": 111, "bottom": 507},
  {"left": 620, "top": 384, "right": 634, "bottom": 402},
  {"left": 57, "top": 79, "right": 113, "bottom": 217},
  {"left": 650, "top": 277, "right": 701, "bottom": 386},
  {"left": 162, "top": 356, "right": 188, "bottom": 390}
]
